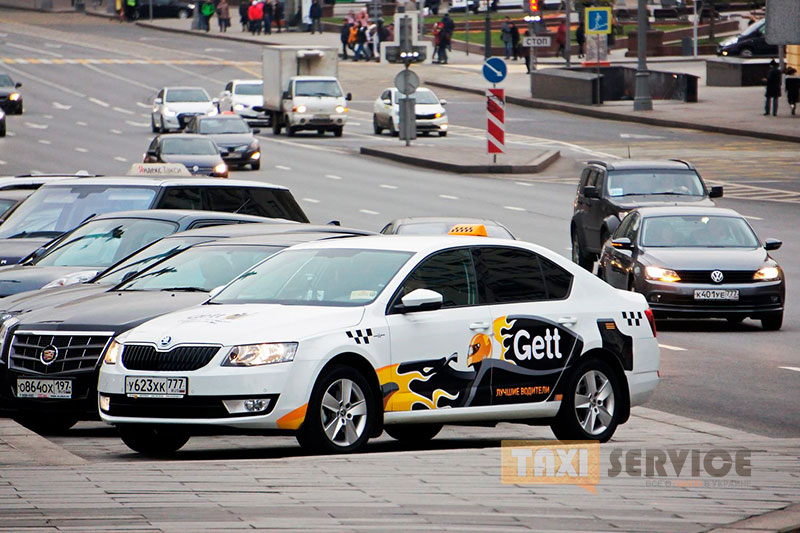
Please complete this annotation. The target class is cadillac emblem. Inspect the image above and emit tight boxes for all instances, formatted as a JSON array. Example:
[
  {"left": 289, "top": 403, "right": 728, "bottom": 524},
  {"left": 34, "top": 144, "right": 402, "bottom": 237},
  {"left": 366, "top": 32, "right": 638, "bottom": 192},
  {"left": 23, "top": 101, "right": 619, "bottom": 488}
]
[
  {"left": 710, "top": 270, "right": 724, "bottom": 283},
  {"left": 40, "top": 345, "right": 59, "bottom": 365}
]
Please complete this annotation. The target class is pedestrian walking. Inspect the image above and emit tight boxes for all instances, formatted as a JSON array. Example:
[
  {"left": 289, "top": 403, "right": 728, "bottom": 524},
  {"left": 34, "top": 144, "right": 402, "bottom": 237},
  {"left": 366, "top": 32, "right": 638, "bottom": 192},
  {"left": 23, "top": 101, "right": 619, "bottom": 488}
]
[
  {"left": 501, "top": 17, "right": 512, "bottom": 59},
  {"left": 764, "top": 59, "right": 781, "bottom": 116},
  {"left": 524, "top": 29, "right": 531, "bottom": 73},
  {"left": 273, "top": 1, "right": 283, "bottom": 32},
  {"left": 124, "top": 0, "right": 137, "bottom": 22},
  {"left": 353, "top": 23, "right": 371, "bottom": 61},
  {"left": 510, "top": 22, "right": 520, "bottom": 60},
  {"left": 340, "top": 21, "right": 352, "bottom": 59},
  {"left": 263, "top": 0, "right": 273, "bottom": 35},
  {"left": 239, "top": 0, "right": 249, "bottom": 31},
  {"left": 784, "top": 66, "right": 798, "bottom": 116},
  {"left": 438, "top": 27, "right": 450, "bottom": 64},
  {"left": 556, "top": 20, "right": 566, "bottom": 59},
  {"left": 576, "top": 20, "right": 585, "bottom": 58},
  {"left": 376, "top": 19, "right": 389, "bottom": 57},
  {"left": 217, "top": 0, "right": 230, "bottom": 32},
  {"left": 248, "top": 0, "right": 263, "bottom": 35},
  {"left": 432, "top": 22, "right": 441, "bottom": 63},
  {"left": 309, "top": 0, "right": 322, "bottom": 34}
]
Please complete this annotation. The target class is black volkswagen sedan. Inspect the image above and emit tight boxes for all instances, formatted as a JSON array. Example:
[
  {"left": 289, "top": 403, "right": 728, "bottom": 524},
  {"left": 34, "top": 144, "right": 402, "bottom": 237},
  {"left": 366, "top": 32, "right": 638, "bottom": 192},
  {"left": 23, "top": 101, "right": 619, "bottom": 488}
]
[
  {"left": 598, "top": 206, "right": 784, "bottom": 330},
  {"left": 144, "top": 134, "right": 228, "bottom": 178},
  {"left": 184, "top": 115, "right": 261, "bottom": 171}
]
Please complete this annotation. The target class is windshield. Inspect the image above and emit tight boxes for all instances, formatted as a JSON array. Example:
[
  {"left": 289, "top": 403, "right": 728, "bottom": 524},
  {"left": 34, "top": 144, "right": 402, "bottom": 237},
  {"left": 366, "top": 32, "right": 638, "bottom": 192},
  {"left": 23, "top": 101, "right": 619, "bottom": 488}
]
[
  {"left": 198, "top": 118, "right": 250, "bottom": 134},
  {"left": 165, "top": 88, "right": 210, "bottom": 103},
  {"left": 640, "top": 215, "right": 760, "bottom": 248},
  {"left": 411, "top": 91, "right": 440, "bottom": 105},
  {"left": 120, "top": 245, "right": 282, "bottom": 292},
  {"left": 606, "top": 169, "right": 706, "bottom": 197},
  {"left": 161, "top": 138, "right": 218, "bottom": 155},
  {"left": 741, "top": 20, "right": 763, "bottom": 37},
  {"left": 294, "top": 80, "right": 343, "bottom": 97},
  {"left": 234, "top": 83, "right": 262, "bottom": 95},
  {"left": 94, "top": 236, "right": 208, "bottom": 285},
  {"left": 0, "top": 74, "right": 12, "bottom": 87},
  {"left": 395, "top": 222, "right": 513, "bottom": 239},
  {"left": 0, "top": 185, "right": 157, "bottom": 240},
  {"left": 34, "top": 218, "right": 177, "bottom": 268},
  {"left": 212, "top": 248, "right": 412, "bottom": 306}
]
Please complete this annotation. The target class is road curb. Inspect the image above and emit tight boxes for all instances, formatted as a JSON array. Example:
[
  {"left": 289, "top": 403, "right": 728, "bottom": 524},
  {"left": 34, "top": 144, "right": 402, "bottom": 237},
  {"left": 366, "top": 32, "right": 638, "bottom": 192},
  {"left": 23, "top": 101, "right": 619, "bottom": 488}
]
[
  {"left": 708, "top": 503, "right": 800, "bottom": 533},
  {"left": 135, "top": 19, "right": 284, "bottom": 46},
  {"left": 425, "top": 80, "right": 800, "bottom": 145},
  {"left": 360, "top": 146, "right": 560, "bottom": 174}
]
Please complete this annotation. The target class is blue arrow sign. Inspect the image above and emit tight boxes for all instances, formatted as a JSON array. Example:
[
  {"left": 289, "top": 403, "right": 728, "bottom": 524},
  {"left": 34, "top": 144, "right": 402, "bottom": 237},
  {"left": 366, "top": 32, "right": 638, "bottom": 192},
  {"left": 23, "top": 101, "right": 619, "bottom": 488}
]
[{"left": 483, "top": 57, "right": 507, "bottom": 84}]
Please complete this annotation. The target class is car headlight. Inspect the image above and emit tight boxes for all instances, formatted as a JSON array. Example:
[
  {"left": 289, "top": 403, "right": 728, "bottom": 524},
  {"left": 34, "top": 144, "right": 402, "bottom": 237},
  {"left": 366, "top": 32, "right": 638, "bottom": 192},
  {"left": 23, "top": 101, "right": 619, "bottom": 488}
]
[
  {"left": 222, "top": 342, "right": 298, "bottom": 367},
  {"left": 233, "top": 104, "right": 246, "bottom": 111},
  {"left": 250, "top": 151, "right": 261, "bottom": 160},
  {"left": 754, "top": 266, "right": 780, "bottom": 281},
  {"left": 103, "top": 339, "right": 123, "bottom": 365},
  {"left": 0, "top": 317, "right": 19, "bottom": 365},
  {"left": 645, "top": 266, "right": 681, "bottom": 282},
  {"left": 42, "top": 270, "right": 99, "bottom": 289},
  {"left": 434, "top": 112, "right": 443, "bottom": 118},
  {"left": 162, "top": 108, "right": 177, "bottom": 117},
  {"left": 213, "top": 162, "right": 228, "bottom": 175},
  {"left": 292, "top": 105, "right": 307, "bottom": 113},
  {"left": 9, "top": 93, "right": 20, "bottom": 101},
  {"left": 335, "top": 105, "right": 347, "bottom": 114}
]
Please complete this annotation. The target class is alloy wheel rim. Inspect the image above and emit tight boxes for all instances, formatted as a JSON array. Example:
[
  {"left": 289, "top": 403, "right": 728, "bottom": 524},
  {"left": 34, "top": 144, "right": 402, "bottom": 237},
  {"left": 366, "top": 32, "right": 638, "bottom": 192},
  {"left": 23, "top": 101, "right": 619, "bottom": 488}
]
[
  {"left": 574, "top": 370, "right": 615, "bottom": 436},
  {"left": 320, "top": 378, "right": 367, "bottom": 447}
]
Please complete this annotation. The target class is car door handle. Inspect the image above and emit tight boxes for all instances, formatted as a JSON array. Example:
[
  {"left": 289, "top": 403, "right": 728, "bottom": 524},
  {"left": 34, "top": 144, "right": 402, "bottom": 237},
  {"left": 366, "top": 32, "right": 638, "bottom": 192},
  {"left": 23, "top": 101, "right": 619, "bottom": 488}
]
[
  {"left": 558, "top": 316, "right": 578, "bottom": 326},
  {"left": 469, "top": 322, "right": 491, "bottom": 331}
]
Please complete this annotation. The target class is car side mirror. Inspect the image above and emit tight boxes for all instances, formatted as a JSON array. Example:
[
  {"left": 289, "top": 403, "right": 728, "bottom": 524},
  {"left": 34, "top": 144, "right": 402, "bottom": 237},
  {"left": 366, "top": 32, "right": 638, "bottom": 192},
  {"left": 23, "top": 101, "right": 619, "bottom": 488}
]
[
  {"left": 346, "top": 93, "right": 353, "bottom": 101},
  {"left": 764, "top": 238, "right": 782, "bottom": 251},
  {"left": 154, "top": 97, "right": 162, "bottom": 104},
  {"left": 208, "top": 285, "right": 225, "bottom": 299},
  {"left": 15, "top": 82, "right": 21, "bottom": 88},
  {"left": 610, "top": 237, "right": 634, "bottom": 250},
  {"left": 709, "top": 185, "right": 723, "bottom": 198},
  {"left": 282, "top": 91, "right": 290, "bottom": 100},
  {"left": 440, "top": 99, "right": 447, "bottom": 106},
  {"left": 252, "top": 128, "right": 261, "bottom": 134},
  {"left": 396, "top": 288, "right": 443, "bottom": 313},
  {"left": 583, "top": 185, "right": 601, "bottom": 199}
]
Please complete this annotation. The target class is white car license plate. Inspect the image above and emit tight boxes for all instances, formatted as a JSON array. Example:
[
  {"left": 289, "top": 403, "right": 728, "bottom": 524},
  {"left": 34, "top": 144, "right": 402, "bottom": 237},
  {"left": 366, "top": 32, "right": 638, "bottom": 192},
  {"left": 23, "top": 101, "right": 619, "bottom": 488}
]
[
  {"left": 17, "top": 378, "right": 72, "bottom": 399},
  {"left": 694, "top": 289, "right": 739, "bottom": 301},
  {"left": 125, "top": 376, "right": 187, "bottom": 398}
]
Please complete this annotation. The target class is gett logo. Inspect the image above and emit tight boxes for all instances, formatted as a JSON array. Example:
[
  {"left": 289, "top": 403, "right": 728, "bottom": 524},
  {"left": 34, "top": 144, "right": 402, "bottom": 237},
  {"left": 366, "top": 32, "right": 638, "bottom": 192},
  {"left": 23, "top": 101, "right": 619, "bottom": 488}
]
[{"left": 513, "top": 328, "right": 562, "bottom": 360}]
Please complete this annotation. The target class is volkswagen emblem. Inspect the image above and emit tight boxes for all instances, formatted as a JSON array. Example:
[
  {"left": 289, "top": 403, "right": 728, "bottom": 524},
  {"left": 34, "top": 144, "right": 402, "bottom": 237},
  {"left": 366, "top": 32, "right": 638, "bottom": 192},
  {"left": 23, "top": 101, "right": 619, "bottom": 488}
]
[
  {"left": 710, "top": 270, "right": 724, "bottom": 283},
  {"left": 159, "top": 335, "right": 172, "bottom": 348},
  {"left": 192, "top": 165, "right": 199, "bottom": 172},
  {"left": 40, "top": 345, "right": 59, "bottom": 365}
]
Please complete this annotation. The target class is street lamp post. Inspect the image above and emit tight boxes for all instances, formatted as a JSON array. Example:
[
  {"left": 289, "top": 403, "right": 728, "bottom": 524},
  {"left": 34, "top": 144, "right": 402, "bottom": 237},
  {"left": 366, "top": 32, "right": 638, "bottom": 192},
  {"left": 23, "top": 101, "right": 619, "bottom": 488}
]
[
  {"left": 484, "top": 0, "right": 492, "bottom": 59},
  {"left": 633, "top": 0, "right": 652, "bottom": 111}
]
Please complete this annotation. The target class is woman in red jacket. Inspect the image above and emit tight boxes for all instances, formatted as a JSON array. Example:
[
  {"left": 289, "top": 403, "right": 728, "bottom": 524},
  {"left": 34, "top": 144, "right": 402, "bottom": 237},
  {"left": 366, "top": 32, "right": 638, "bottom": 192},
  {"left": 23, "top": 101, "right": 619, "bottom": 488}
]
[{"left": 248, "top": 1, "right": 264, "bottom": 35}]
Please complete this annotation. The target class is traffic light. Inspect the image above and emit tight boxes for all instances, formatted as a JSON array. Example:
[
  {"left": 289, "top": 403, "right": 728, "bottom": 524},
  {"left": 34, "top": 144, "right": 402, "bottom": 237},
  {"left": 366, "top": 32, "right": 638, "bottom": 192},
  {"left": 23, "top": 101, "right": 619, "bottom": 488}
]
[{"left": 526, "top": 0, "right": 540, "bottom": 14}]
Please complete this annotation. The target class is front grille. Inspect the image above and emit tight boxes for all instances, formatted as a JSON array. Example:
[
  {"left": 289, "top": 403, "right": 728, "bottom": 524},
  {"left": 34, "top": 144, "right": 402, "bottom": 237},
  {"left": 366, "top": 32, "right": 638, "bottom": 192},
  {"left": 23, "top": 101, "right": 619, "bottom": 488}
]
[
  {"left": 674, "top": 270, "right": 758, "bottom": 284},
  {"left": 122, "top": 344, "right": 220, "bottom": 371},
  {"left": 187, "top": 165, "right": 214, "bottom": 175},
  {"left": 415, "top": 113, "right": 438, "bottom": 120},
  {"left": 9, "top": 332, "right": 112, "bottom": 375},
  {"left": 106, "top": 394, "right": 278, "bottom": 419}
]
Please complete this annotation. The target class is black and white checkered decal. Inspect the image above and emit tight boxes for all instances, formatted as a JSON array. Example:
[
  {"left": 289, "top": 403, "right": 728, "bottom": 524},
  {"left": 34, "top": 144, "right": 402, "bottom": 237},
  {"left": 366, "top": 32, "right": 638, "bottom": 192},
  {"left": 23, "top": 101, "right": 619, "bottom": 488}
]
[
  {"left": 622, "top": 311, "right": 644, "bottom": 327},
  {"left": 346, "top": 329, "right": 374, "bottom": 345}
]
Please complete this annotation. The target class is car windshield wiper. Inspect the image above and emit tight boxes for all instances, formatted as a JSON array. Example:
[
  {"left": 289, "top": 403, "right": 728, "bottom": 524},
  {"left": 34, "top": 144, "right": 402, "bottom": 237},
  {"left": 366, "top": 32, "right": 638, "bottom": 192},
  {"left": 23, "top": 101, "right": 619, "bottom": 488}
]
[
  {"left": 159, "top": 287, "right": 208, "bottom": 292},
  {"left": 6, "top": 231, "right": 62, "bottom": 239}
]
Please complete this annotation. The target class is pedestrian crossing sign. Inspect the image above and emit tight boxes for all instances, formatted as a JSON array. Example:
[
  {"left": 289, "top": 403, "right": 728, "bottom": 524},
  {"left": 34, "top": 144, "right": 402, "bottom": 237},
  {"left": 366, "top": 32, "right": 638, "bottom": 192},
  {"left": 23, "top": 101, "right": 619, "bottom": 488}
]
[{"left": 586, "top": 7, "right": 612, "bottom": 35}]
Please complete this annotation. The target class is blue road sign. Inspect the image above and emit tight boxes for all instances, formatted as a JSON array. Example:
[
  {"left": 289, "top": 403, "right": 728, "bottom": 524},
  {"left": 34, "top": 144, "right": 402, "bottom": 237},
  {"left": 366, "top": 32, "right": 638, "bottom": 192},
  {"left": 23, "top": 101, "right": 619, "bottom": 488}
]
[
  {"left": 482, "top": 57, "right": 507, "bottom": 84},
  {"left": 586, "top": 7, "right": 612, "bottom": 34}
]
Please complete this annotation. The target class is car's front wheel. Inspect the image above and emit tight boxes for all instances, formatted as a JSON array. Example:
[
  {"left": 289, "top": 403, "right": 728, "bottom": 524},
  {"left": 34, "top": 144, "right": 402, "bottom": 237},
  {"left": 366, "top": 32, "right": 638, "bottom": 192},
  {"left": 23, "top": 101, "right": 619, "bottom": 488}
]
[
  {"left": 118, "top": 424, "right": 190, "bottom": 456},
  {"left": 551, "top": 358, "right": 623, "bottom": 443},
  {"left": 296, "top": 365, "right": 375, "bottom": 454},
  {"left": 333, "top": 126, "right": 343, "bottom": 137},
  {"left": 760, "top": 311, "right": 783, "bottom": 331},
  {"left": 150, "top": 115, "right": 159, "bottom": 133},
  {"left": 250, "top": 160, "right": 261, "bottom": 170},
  {"left": 385, "top": 423, "right": 443, "bottom": 443},
  {"left": 740, "top": 47, "right": 754, "bottom": 58},
  {"left": 373, "top": 114, "right": 383, "bottom": 135}
]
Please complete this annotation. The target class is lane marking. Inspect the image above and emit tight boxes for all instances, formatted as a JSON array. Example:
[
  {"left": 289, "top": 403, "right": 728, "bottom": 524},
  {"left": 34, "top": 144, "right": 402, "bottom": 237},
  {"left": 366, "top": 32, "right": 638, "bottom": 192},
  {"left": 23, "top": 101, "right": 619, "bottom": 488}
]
[
  {"left": 275, "top": 165, "right": 291, "bottom": 170},
  {"left": 257, "top": 134, "right": 348, "bottom": 155},
  {"left": 439, "top": 194, "right": 459, "bottom": 200},
  {"left": 110, "top": 129, "right": 122, "bottom": 134},
  {"left": 114, "top": 156, "right": 128, "bottom": 162},
  {"left": 515, "top": 181, "right": 533, "bottom": 187},
  {"left": 0, "top": 160, "right": 6, "bottom": 165},
  {"left": 136, "top": 102, "right": 152, "bottom": 109},
  {"left": 360, "top": 209, "right": 380, "bottom": 215},
  {"left": 0, "top": 62, "right": 86, "bottom": 97},
  {"left": 659, "top": 344, "right": 687, "bottom": 352},
  {"left": 620, "top": 133, "right": 665, "bottom": 140},
  {"left": 5, "top": 42, "right": 63, "bottom": 57},
  {"left": 82, "top": 62, "right": 158, "bottom": 91},
  {"left": 302, "top": 198, "right": 320, "bottom": 203},
  {"left": 38, "top": 139, "right": 51, "bottom": 145},
  {"left": 324, "top": 174, "right": 343, "bottom": 180},
  {"left": 779, "top": 366, "right": 800, "bottom": 373},
  {"left": 25, "top": 122, "right": 48, "bottom": 130},
  {"left": 125, "top": 120, "right": 149, "bottom": 127},
  {"left": 504, "top": 205, "right": 525, "bottom": 211},
  {"left": 113, "top": 106, "right": 134, "bottom": 115},
  {"left": 89, "top": 97, "right": 110, "bottom": 108},
  {"left": 75, "top": 147, "right": 88, "bottom": 153},
  {"left": 75, "top": 121, "right": 88, "bottom": 126},
  {"left": 380, "top": 184, "right": 398, "bottom": 190}
]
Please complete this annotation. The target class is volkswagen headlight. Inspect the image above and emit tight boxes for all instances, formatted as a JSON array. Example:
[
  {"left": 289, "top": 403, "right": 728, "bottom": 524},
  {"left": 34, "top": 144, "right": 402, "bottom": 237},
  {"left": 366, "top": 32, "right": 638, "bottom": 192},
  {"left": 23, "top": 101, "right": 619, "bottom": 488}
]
[
  {"left": 645, "top": 266, "right": 681, "bottom": 282},
  {"left": 103, "top": 339, "right": 123, "bottom": 365},
  {"left": 335, "top": 105, "right": 346, "bottom": 114},
  {"left": 223, "top": 342, "right": 297, "bottom": 367},
  {"left": 9, "top": 92, "right": 20, "bottom": 101},
  {"left": 213, "top": 162, "right": 228, "bottom": 176},
  {"left": 754, "top": 266, "right": 780, "bottom": 281}
]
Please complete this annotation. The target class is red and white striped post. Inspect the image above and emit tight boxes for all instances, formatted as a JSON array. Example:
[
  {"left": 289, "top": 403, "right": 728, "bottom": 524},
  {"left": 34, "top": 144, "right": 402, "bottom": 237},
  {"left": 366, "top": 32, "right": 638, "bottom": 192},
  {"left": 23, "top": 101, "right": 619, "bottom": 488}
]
[{"left": 486, "top": 88, "right": 505, "bottom": 161}]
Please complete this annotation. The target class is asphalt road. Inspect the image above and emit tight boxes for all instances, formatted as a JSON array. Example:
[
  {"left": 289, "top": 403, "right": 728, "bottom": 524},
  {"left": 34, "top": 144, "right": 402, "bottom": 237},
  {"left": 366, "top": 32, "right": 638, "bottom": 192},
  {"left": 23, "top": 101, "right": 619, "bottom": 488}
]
[{"left": 1, "top": 11, "right": 798, "bottom": 438}]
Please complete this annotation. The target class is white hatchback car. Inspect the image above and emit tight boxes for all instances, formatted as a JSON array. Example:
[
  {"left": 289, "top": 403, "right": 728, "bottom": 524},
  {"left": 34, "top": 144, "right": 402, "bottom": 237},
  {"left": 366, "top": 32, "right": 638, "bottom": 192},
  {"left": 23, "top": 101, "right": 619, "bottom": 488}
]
[
  {"left": 151, "top": 86, "right": 218, "bottom": 133},
  {"left": 373, "top": 87, "right": 448, "bottom": 137},
  {"left": 217, "top": 79, "right": 268, "bottom": 127},
  {"left": 98, "top": 232, "right": 659, "bottom": 456}
]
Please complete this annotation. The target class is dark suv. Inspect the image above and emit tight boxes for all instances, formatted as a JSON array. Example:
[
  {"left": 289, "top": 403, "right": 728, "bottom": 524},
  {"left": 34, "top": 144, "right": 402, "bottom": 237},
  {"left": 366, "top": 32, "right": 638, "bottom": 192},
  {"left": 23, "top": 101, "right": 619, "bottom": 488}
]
[
  {"left": 717, "top": 19, "right": 778, "bottom": 58},
  {"left": 570, "top": 159, "right": 722, "bottom": 270}
]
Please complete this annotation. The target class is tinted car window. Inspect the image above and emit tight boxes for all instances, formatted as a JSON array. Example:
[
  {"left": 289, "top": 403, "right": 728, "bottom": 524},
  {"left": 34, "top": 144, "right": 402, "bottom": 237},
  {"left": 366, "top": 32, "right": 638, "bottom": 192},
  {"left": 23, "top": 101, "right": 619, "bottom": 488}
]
[
  {"left": 231, "top": 188, "right": 309, "bottom": 222},
  {"left": 395, "top": 248, "right": 477, "bottom": 309},
  {"left": 157, "top": 187, "right": 202, "bottom": 210},
  {"left": 206, "top": 187, "right": 246, "bottom": 212},
  {"left": 234, "top": 83, "right": 262, "bottom": 95},
  {"left": 473, "top": 247, "right": 548, "bottom": 303},
  {"left": 538, "top": 256, "right": 573, "bottom": 300}
]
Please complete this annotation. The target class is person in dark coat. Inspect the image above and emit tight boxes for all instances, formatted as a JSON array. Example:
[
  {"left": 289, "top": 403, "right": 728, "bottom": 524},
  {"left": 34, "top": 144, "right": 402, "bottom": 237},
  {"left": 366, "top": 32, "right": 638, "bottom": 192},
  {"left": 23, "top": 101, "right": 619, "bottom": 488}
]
[
  {"left": 340, "top": 21, "right": 352, "bottom": 59},
  {"left": 239, "top": 0, "right": 249, "bottom": 31},
  {"left": 785, "top": 66, "right": 798, "bottom": 116},
  {"left": 576, "top": 20, "right": 586, "bottom": 58},
  {"left": 764, "top": 60, "right": 781, "bottom": 116},
  {"left": 510, "top": 22, "right": 520, "bottom": 61},
  {"left": 309, "top": 0, "right": 322, "bottom": 34},
  {"left": 274, "top": 1, "right": 283, "bottom": 32},
  {"left": 263, "top": 0, "right": 273, "bottom": 35}
]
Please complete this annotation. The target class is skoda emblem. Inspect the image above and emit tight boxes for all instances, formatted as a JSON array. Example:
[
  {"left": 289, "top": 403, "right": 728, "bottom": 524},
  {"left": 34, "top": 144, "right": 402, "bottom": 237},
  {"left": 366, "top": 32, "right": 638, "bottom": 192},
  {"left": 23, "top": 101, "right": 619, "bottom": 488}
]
[
  {"left": 159, "top": 335, "right": 172, "bottom": 348},
  {"left": 710, "top": 270, "right": 724, "bottom": 283},
  {"left": 40, "top": 345, "right": 59, "bottom": 365}
]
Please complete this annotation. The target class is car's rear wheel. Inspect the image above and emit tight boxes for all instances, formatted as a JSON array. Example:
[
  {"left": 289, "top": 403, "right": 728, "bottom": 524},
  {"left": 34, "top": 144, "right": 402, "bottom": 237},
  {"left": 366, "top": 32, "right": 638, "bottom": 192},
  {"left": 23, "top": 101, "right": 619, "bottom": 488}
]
[
  {"left": 571, "top": 228, "right": 593, "bottom": 271},
  {"left": 373, "top": 114, "right": 383, "bottom": 135},
  {"left": 272, "top": 114, "right": 282, "bottom": 135},
  {"left": 296, "top": 365, "right": 375, "bottom": 454},
  {"left": 385, "top": 423, "right": 443, "bottom": 443},
  {"left": 740, "top": 47, "right": 754, "bottom": 58},
  {"left": 760, "top": 311, "right": 783, "bottom": 331},
  {"left": 118, "top": 424, "right": 190, "bottom": 456},
  {"left": 551, "top": 358, "right": 622, "bottom": 443}
]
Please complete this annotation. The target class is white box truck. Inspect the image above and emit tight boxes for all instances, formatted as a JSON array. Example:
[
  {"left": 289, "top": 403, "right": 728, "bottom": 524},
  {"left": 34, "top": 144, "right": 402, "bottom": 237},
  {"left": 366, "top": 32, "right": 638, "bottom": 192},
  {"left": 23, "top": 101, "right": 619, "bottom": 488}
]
[{"left": 261, "top": 46, "right": 351, "bottom": 137}]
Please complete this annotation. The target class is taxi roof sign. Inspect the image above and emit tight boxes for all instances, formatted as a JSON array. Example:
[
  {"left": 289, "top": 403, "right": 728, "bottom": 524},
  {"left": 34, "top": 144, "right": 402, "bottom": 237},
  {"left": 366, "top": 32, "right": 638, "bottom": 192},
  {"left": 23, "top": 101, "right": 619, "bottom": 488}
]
[
  {"left": 449, "top": 224, "right": 488, "bottom": 237},
  {"left": 127, "top": 163, "right": 192, "bottom": 177}
]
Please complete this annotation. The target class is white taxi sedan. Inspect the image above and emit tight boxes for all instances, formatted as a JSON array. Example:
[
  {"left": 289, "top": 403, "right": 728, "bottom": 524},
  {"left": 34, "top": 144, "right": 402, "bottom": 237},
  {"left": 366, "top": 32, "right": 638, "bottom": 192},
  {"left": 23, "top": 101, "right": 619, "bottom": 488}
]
[
  {"left": 98, "top": 230, "right": 659, "bottom": 456},
  {"left": 372, "top": 87, "right": 448, "bottom": 137}
]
